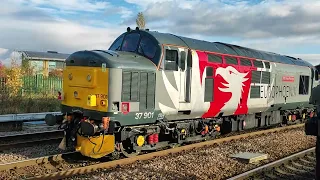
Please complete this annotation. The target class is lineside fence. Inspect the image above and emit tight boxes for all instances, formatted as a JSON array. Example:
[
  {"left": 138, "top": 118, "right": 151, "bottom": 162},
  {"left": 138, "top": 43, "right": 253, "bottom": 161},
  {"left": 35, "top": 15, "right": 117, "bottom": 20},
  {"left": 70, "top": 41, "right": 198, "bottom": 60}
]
[
  {"left": 0, "top": 111, "right": 62, "bottom": 123},
  {"left": 0, "top": 74, "right": 63, "bottom": 96}
]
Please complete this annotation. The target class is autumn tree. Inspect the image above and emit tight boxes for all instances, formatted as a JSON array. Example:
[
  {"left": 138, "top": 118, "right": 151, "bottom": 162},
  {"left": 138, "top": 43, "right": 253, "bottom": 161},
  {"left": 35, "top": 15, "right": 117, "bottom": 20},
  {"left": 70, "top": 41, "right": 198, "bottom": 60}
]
[
  {"left": 136, "top": 12, "right": 146, "bottom": 29},
  {"left": 0, "top": 61, "right": 5, "bottom": 77},
  {"left": 21, "top": 57, "right": 35, "bottom": 76},
  {"left": 49, "top": 69, "right": 63, "bottom": 78},
  {"left": 5, "top": 57, "right": 23, "bottom": 97}
]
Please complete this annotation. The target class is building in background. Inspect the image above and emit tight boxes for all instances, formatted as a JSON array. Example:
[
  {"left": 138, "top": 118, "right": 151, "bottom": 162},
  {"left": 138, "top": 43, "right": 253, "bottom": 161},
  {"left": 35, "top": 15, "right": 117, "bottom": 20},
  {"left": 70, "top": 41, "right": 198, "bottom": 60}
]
[{"left": 20, "top": 51, "right": 70, "bottom": 77}]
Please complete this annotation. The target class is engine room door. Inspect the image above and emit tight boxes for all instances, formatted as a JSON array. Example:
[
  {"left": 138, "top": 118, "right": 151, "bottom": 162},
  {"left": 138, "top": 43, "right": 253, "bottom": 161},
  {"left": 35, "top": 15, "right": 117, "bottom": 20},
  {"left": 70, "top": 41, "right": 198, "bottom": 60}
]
[{"left": 178, "top": 49, "right": 191, "bottom": 104}]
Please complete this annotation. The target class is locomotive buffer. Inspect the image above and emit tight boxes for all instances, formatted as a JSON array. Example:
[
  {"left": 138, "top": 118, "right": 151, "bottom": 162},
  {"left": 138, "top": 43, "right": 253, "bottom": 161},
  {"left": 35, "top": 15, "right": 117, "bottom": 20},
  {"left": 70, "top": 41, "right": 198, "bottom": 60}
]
[{"left": 306, "top": 84, "right": 320, "bottom": 179}]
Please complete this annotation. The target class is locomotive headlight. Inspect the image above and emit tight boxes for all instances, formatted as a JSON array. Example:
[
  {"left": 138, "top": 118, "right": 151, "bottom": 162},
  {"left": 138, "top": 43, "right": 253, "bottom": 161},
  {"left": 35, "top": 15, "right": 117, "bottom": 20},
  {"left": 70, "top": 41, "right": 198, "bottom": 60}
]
[
  {"left": 68, "top": 73, "right": 73, "bottom": 80},
  {"left": 100, "top": 100, "right": 107, "bottom": 106},
  {"left": 74, "top": 91, "right": 78, "bottom": 98},
  {"left": 87, "top": 74, "right": 91, "bottom": 82}
]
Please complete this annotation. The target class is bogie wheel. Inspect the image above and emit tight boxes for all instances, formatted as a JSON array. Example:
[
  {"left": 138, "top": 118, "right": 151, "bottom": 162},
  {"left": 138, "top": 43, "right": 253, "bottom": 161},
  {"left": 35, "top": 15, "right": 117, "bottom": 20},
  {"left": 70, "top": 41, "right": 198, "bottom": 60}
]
[
  {"left": 109, "top": 151, "right": 121, "bottom": 160},
  {"left": 119, "top": 140, "right": 141, "bottom": 158}
]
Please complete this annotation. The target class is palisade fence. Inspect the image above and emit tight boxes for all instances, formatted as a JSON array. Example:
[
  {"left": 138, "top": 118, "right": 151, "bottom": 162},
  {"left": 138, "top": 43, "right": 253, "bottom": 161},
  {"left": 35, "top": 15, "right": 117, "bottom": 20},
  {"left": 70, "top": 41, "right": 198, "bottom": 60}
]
[{"left": 0, "top": 75, "right": 63, "bottom": 96}]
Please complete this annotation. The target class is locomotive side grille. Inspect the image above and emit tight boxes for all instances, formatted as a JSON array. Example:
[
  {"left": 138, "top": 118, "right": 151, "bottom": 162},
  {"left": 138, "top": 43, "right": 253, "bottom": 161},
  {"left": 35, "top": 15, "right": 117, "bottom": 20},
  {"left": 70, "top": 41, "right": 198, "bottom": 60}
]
[
  {"left": 139, "top": 72, "right": 147, "bottom": 109},
  {"left": 139, "top": 72, "right": 155, "bottom": 110},
  {"left": 122, "top": 72, "right": 131, "bottom": 101},
  {"left": 261, "top": 71, "right": 270, "bottom": 84},
  {"left": 251, "top": 71, "right": 261, "bottom": 83},
  {"left": 122, "top": 70, "right": 156, "bottom": 110},
  {"left": 250, "top": 86, "right": 260, "bottom": 98},
  {"left": 121, "top": 71, "right": 139, "bottom": 102},
  {"left": 131, "top": 72, "right": 139, "bottom": 101},
  {"left": 146, "top": 72, "right": 156, "bottom": 109}
]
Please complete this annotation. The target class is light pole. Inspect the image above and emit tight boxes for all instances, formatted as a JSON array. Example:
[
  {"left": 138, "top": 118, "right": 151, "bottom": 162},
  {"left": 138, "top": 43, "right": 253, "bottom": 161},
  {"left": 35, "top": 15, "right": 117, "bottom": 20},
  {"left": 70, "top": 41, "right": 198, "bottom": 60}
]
[{"left": 305, "top": 84, "right": 320, "bottom": 179}]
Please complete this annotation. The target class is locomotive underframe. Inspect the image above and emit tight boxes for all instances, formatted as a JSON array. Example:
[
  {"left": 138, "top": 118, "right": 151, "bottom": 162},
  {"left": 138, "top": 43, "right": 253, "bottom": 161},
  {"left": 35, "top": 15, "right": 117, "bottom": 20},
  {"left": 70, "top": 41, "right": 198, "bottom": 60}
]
[{"left": 50, "top": 105, "right": 315, "bottom": 159}]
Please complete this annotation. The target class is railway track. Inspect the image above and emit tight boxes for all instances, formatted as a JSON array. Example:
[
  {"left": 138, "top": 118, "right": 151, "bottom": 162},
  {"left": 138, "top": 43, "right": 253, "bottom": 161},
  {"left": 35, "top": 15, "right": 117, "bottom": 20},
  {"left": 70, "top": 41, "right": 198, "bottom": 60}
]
[
  {"left": 0, "top": 123, "right": 308, "bottom": 180},
  {"left": 228, "top": 147, "right": 316, "bottom": 180},
  {"left": 0, "top": 130, "right": 64, "bottom": 151}
]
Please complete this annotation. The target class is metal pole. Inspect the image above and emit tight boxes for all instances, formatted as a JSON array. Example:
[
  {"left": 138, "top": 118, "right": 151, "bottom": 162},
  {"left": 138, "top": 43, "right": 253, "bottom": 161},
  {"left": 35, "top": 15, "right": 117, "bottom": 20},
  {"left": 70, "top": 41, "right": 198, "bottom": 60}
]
[
  {"left": 317, "top": 136, "right": 320, "bottom": 179},
  {"left": 317, "top": 105, "right": 320, "bottom": 180}
]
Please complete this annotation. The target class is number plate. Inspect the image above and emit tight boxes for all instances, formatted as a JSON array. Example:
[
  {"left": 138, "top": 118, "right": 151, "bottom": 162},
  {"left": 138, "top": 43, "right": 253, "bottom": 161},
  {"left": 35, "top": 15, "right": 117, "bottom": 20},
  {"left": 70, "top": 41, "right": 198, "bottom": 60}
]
[{"left": 135, "top": 112, "right": 155, "bottom": 119}]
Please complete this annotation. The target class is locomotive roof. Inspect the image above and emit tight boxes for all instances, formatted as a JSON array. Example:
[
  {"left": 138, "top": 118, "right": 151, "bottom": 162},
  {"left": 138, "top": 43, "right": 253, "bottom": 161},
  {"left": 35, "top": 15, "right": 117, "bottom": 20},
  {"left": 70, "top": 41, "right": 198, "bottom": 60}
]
[{"left": 139, "top": 30, "right": 314, "bottom": 68}]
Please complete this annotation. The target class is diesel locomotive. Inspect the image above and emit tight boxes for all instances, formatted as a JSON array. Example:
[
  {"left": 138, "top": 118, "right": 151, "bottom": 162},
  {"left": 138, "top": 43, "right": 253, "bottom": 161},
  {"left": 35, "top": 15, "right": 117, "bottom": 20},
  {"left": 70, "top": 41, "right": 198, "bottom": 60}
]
[{"left": 45, "top": 27, "right": 320, "bottom": 159}]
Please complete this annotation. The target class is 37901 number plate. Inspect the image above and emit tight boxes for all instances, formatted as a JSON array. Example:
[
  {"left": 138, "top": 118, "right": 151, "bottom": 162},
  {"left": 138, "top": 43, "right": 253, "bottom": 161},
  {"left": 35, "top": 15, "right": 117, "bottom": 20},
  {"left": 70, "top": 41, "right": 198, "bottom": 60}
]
[{"left": 135, "top": 112, "right": 154, "bottom": 119}]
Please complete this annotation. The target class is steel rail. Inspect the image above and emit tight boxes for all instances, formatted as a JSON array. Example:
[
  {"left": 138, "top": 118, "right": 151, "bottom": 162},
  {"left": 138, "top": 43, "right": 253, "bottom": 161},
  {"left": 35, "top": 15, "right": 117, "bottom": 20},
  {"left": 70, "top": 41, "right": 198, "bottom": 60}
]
[
  {"left": 227, "top": 147, "right": 316, "bottom": 180},
  {"left": 0, "top": 130, "right": 64, "bottom": 151},
  {"left": 0, "top": 151, "right": 77, "bottom": 171},
  {"left": 24, "top": 123, "right": 305, "bottom": 180}
]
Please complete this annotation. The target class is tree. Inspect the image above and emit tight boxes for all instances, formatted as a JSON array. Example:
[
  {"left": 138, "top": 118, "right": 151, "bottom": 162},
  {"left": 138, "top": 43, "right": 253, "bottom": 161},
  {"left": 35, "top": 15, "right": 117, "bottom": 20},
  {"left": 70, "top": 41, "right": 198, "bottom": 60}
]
[
  {"left": 136, "top": 12, "right": 146, "bottom": 29},
  {"left": 5, "top": 57, "right": 22, "bottom": 97},
  {"left": 0, "top": 61, "right": 4, "bottom": 77}
]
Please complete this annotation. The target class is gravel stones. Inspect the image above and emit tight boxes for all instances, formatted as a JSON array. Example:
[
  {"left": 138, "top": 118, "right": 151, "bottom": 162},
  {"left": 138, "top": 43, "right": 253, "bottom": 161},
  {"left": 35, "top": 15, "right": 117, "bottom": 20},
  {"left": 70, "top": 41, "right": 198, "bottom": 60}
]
[
  {"left": 0, "top": 123, "right": 62, "bottom": 164},
  {"left": 0, "top": 123, "right": 59, "bottom": 136},
  {"left": 66, "top": 127, "right": 316, "bottom": 180},
  {"left": 0, "top": 143, "right": 64, "bottom": 164}
]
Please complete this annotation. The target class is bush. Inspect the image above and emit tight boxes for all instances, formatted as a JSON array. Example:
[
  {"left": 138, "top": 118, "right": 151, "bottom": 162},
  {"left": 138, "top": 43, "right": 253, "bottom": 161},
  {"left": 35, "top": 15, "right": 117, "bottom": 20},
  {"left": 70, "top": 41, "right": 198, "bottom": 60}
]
[
  {"left": 0, "top": 93, "right": 61, "bottom": 114},
  {"left": 0, "top": 58, "right": 62, "bottom": 115},
  {"left": 5, "top": 58, "right": 23, "bottom": 97}
]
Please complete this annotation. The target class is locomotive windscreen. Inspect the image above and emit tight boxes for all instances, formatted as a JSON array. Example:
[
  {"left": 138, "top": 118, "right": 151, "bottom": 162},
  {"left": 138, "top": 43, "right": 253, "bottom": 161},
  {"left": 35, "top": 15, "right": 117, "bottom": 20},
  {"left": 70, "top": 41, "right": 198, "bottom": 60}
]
[{"left": 109, "top": 31, "right": 160, "bottom": 66}]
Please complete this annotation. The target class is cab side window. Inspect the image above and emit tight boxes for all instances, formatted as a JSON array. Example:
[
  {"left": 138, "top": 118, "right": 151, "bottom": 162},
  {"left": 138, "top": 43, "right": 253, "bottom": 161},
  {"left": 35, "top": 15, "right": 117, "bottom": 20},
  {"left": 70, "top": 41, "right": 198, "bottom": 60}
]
[
  {"left": 299, "top": 75, "right": 310, "bottom": 95},
  {"left": 165, "top": 49, "right": 178, "bottom": 71},
  {"left": 316, "top": 70, "right": 319, "bottom": 81}
]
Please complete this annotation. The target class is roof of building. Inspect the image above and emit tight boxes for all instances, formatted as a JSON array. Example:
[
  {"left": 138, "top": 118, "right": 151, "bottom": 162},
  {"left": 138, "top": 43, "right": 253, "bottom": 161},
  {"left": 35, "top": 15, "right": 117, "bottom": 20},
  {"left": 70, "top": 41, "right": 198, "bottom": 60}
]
[
  {"left": 20, "top": 51, "right": 70, "bottom": 62},
  {"left": 135, "top": 30, "right": 314, "bottom": 68}
]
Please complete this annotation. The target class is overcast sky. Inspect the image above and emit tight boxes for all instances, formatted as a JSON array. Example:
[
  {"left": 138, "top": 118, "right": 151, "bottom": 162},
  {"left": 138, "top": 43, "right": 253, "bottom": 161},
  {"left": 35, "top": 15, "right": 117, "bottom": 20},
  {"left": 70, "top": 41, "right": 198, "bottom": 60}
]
[{"left": 0, "top": 0, "right": 319, "bottom": 66}]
